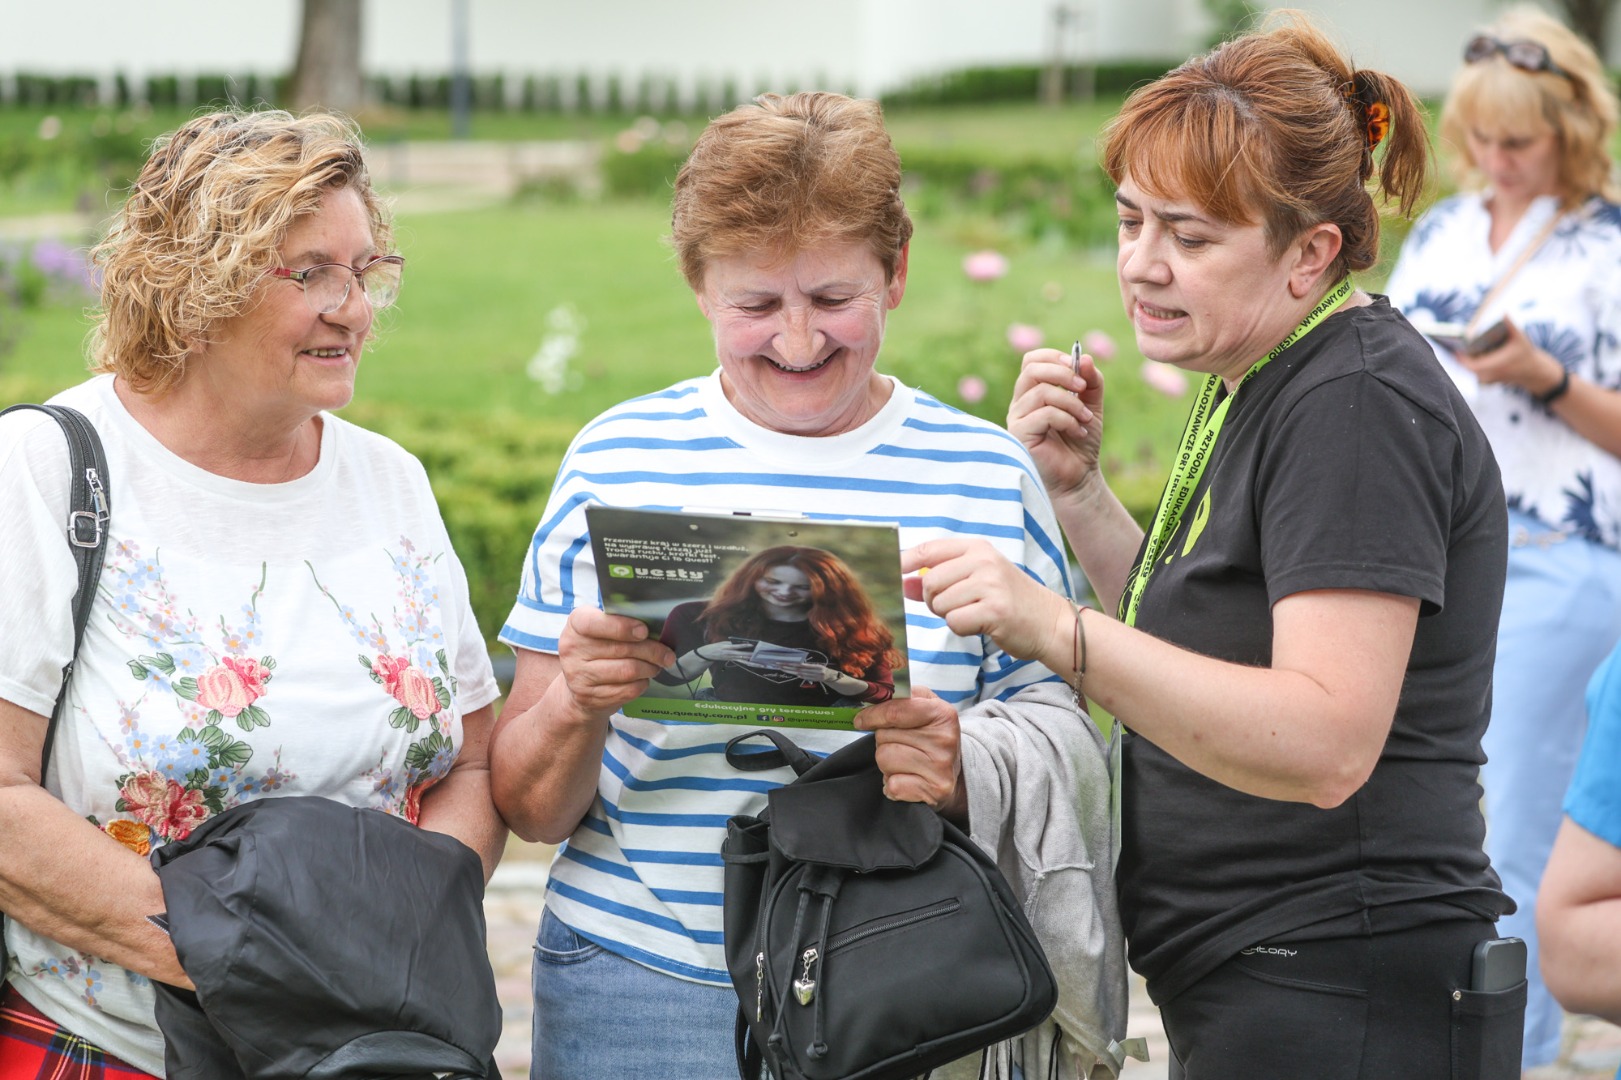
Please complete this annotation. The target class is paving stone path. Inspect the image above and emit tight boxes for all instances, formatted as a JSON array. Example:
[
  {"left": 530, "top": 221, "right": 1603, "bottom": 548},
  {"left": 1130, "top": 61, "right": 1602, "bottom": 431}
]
[{"left": 486, "top": 840, "right": 1621, "bottom": 1079}]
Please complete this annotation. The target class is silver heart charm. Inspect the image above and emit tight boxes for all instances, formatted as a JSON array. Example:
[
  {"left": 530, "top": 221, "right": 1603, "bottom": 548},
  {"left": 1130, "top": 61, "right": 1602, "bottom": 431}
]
[{"left": 793, "top": 976, "right": 816, "bottom": 1006}]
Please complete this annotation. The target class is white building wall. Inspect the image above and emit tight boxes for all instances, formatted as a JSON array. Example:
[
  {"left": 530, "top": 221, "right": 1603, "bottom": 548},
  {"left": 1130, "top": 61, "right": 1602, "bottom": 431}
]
[{"left": 0, "top": 0, "right": 1590, "bottom": 101}]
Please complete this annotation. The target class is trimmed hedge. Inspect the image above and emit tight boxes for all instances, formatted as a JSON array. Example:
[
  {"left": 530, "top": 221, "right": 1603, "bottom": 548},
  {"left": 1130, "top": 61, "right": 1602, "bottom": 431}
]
[
  {"left": 881, "top": 61, "right": 1174, "bottom": 109},
  {"left": 0, "top": 62, "right": 1177, "bottom": 114}
]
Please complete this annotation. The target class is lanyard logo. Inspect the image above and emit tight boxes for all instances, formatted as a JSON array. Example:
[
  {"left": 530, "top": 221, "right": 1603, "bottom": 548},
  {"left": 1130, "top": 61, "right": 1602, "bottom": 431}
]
[{"left": 1176, "top": 489, "right": 1212, "bottom": 561}]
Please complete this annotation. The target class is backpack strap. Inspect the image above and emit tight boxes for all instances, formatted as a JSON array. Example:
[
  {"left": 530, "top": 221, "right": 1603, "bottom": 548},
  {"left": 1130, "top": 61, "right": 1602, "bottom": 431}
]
[
  {"left": 724, "top": 728, "right": 818, "bottom": 776},
  {"left": 0, "top": 403, "right": 111, "bottom": 775}
]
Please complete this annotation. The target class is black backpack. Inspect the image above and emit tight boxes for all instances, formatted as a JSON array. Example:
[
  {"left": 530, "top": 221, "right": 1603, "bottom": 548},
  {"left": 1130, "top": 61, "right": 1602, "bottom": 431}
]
[{"left": 721, "top": 730, "right": 1058, "bottom": 1080}]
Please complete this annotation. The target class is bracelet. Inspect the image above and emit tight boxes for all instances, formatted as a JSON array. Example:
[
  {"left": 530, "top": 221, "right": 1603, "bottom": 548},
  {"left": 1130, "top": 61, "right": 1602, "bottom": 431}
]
[
  {"left": 1071, "top": 604, "right": 1089, "bottom": 706},
  {"left": 1535, "top": 368, "right": 1571, "bottom": 406}
]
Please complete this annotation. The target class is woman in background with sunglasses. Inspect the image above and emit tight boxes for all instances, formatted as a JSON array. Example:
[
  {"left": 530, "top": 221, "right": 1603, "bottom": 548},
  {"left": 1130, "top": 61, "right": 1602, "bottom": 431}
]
[{"left": 1385, "top": 7, "right": 1621, "bottom": 1069}]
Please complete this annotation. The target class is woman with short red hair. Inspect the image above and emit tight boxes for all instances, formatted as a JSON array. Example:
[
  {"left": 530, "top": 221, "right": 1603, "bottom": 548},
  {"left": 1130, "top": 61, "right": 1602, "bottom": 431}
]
[{"left": 910, "top": 14, "right": 1518, "bottom": 1076}]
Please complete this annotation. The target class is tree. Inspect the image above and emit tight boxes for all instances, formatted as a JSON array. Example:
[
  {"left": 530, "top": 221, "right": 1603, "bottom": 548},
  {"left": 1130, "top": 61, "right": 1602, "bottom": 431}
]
[
  {"left": 1556, "top": 0, "right": 1615, "bottom": 58},
  {"left": 290, "top": 0, "right": 365, "bottom": 115}
]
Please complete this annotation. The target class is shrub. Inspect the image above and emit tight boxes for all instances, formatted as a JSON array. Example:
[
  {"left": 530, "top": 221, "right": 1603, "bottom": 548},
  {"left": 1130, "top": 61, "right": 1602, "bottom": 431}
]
[
  {"left": 882, "top": 61, "right": 1173, "bottom": 109},
  {"left": 145, "top": 74, "right": 181, "bottom": 109},
  {"left": 601, "top": 141, "right": 686, "bottom": 199},
  {"left": 898, "top": 146, "right": 1119, "bottom": 248}
]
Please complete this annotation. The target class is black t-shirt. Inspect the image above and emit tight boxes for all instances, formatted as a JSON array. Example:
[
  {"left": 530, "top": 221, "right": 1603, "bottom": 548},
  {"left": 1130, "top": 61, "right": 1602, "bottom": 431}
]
[{"left": 1118, "top": 298, "right": 1513, "bottom": 1005}]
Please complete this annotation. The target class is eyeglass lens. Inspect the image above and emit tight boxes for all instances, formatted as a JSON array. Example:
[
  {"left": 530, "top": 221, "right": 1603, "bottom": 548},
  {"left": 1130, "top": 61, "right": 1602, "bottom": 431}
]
[{"left": 302, "top": 259, "right": 403, "bottom": 314}]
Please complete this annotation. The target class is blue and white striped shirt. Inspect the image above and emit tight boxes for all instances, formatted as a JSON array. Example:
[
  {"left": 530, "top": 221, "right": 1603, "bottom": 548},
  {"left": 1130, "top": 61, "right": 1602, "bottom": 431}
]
[{"left": 500, "top": 372, "right": 1071, "bottom": 983}]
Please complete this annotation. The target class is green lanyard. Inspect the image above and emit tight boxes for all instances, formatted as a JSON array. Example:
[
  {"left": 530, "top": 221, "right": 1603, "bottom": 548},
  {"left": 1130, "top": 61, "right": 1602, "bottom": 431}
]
[{"left": 1119, "top": 276, "right": 1354, "bottom": 627}]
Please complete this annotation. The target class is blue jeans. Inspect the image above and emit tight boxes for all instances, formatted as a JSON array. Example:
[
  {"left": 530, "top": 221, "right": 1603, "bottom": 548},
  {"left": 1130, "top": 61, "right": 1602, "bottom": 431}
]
[
  {"left": 1482, "top": 513, "right": 1621, "bottom": 1068},
  {"left": 529, "top": 906, "right": 744, "bottom": 1080}
]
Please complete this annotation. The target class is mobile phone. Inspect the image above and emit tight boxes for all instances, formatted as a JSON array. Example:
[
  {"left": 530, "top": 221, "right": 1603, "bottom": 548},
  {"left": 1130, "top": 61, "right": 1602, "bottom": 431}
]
[
  {"left": 1460, "top": 319, "right": 1510, "bottom": 356},
  {"left": 1470, "top": 937, "right": 1526, "bottom": 992}
]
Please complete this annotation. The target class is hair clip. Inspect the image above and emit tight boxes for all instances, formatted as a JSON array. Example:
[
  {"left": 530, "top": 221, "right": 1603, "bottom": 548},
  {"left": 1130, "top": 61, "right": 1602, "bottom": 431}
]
[{"left": 1365, "top": 101, "right": 1391, "bottom": 151}]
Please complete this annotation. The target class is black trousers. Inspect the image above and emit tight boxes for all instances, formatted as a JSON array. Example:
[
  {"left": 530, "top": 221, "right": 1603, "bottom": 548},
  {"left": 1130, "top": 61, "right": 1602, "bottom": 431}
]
[{"left": 1159, "top": 919, "right": 1525, "bottom": 1080}]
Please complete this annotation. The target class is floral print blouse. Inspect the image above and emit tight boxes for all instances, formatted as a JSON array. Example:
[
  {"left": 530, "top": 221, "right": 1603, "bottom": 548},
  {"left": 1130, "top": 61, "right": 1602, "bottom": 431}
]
[
  {"left": 0, "top": 375, "right": 498, "bottom": 1074},
  {"left": 1386, "top": 192, "right": 1621, "bottom": 549}
]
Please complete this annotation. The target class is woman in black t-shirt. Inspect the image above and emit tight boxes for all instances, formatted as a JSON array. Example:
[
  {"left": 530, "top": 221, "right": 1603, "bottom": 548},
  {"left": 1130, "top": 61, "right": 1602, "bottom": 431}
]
[
  {"left": 904, "top": 14, "right": 1517, "bottom": 1079},
  {"left": 655, "top": 545, "right": 899, "bottom": 707}
]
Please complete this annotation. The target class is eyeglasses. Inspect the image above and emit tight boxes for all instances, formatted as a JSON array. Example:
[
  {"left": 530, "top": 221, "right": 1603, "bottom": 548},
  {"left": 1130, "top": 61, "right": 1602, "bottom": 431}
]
[
  {"left": 269, "top": 255, "right": 405, "bottom": 314},
  {"left": 1464, "top": 34, "right": 1571, "bottom": 80}
]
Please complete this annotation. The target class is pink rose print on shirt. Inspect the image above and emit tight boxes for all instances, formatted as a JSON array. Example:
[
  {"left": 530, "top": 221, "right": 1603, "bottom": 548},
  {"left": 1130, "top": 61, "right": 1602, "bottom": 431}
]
[
  {"left": 194, "top": 656, "right": 270, "bottom": 719},
  {"left": 371, "top": 653, "right": 410, "bottom": 696},
  {"left": 363, "top": 653, "right": 451, "bottom": 731},
  {"left": 396, "top": 667, "right": 439, "bottom": 720},
  {"left": 117, "top": 771, "right": 210, "bottom": 841},
  {"left": 175, "top": 654, "right": 276, "bottom": 731},
  {"left": 311, "top": 545, "right": 462, "bottom": 818}
]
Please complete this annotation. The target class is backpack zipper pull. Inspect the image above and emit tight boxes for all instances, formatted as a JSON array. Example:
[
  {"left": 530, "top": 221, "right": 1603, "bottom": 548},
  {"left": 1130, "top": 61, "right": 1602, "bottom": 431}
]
[
  {"left": 755, "top": 951, "right": 765, "bottom": 1022},
  {"left": 793, "top": 946, "right": 819, "bottom": 1006}
]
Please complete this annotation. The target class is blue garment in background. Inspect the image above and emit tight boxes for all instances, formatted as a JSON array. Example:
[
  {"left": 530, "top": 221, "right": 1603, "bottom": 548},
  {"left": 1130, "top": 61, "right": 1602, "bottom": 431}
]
[{"left": 1483, "top": 513, "right": 1621, "bottom": 1067}]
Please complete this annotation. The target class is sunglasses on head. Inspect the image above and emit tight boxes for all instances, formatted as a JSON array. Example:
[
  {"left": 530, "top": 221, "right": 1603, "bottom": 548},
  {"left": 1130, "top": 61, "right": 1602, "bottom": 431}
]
[{"left": 1464, "top": 34, "right": 1571, "bottom": 79}]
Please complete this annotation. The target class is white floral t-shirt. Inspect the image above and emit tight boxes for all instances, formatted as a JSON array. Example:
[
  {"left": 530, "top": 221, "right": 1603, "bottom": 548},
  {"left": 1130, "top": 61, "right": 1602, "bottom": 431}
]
[
  {"left": 1386, "top": 192, "right": 1621, "bottom": 548},
  {"left": 0, "top": 375, "right": 498, "bottom": 1075}
]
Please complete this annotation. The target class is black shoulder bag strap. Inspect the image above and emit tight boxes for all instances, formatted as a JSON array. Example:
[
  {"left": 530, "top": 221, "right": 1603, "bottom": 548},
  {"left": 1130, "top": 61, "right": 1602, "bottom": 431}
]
[{"left": 0, "top": 403, "right": 111, "bottom": 774}]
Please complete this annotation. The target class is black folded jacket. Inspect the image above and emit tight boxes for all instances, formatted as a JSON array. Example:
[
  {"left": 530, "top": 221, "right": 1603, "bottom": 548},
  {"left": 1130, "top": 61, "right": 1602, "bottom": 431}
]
[{"left": 149, "top": 795, "right": 500, "bottom": 1079}]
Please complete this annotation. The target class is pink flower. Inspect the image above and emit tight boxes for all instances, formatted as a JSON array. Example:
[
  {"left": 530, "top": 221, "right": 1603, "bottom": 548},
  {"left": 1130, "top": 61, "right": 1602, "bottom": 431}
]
[
  {"left": 392, "top": 665, "right": 441, "bottom": 720},
  {"left": 957, "top": 375, "right": 988, "bottom": 404},
  {"left": 195, "top": 658, "right": 266, "bottom": 718},
  {"left": 962, "top": 251, "right": 1008, "bottom": 282},
  {"left": 120, "top": 772, "right": 209, "bottom": 841},
  {"left": 222, "top": 656, "right": 268, "bottom": 694},
  {"left": 1140, "top": 361, "right": 1190, "bottom": 398},
  {"left": 1083, "top": 330, "right": 1118, "bottom": 362},
  {"left": 372, "top": 653, "right": 413, "bottom": 696},
  {"left": 1006, "top": 323, "right": 1044, "bottom": 352}
]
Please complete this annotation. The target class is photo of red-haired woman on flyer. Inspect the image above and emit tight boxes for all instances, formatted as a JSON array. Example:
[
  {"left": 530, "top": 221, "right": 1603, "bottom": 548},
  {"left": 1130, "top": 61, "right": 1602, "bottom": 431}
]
[{"left": 654, "top": 545, "right": 902, "bottom": 707}]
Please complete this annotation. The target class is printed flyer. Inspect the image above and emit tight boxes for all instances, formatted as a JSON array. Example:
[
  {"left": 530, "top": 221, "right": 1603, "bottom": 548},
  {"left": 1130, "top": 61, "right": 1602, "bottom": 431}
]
[{"left": 585, "top": 506, "right": 909, "bottom": 729}]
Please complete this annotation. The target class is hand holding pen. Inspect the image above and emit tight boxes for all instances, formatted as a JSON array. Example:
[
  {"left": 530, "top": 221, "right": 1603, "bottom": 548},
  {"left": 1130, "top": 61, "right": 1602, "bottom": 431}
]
[{"left": 1006, "top": 339, "right": 1106, "bottom": 498}]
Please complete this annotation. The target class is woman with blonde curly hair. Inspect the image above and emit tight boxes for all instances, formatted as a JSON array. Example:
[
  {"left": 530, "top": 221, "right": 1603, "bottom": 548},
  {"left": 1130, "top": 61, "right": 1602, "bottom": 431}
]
[
  {"left": 0, "top": 110, "right": 503, "bottom": 1074},
  {"left": 655, "top": 545, "right": 903, "bottom": 707},
  {"left": 1385, "top": 8, "right": 1621, "bottom": 1068}
]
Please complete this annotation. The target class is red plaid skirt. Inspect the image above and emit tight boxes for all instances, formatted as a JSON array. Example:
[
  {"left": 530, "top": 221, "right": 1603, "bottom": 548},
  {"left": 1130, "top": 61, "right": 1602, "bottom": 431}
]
[{"left": 0, "top": 987, "right": 156, "bottom": 1080}]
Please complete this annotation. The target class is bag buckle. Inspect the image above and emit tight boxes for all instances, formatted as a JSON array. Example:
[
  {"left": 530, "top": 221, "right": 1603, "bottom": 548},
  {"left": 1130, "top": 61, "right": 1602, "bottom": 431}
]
[
  {"left": 68, "top": 467, "right": 108, "bottom": 549},
  {"left": 69, "top": 510, "right": 103, "bottom": 548}
]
